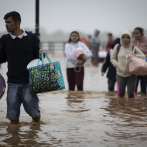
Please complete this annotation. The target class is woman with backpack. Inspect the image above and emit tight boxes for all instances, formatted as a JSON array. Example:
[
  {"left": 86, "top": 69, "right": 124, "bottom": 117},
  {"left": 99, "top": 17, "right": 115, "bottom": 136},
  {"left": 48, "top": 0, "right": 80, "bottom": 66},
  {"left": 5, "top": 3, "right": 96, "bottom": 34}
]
[
  {"left": 132, "top": 27, "right": 147, "bottom": 94},
  {"left": 111, "top": 31, "right": 145, "bottom": 98},
  {"left": 64, "top": 31, "right": 92, "bottom": 91}
]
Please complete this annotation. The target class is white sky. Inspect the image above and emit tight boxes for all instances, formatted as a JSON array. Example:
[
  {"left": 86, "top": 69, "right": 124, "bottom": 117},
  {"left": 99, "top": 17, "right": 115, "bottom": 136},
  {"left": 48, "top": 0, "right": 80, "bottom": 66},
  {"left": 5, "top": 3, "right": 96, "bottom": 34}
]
[{"left": 0, "top": 0, "right": 147, "bottom": 37}]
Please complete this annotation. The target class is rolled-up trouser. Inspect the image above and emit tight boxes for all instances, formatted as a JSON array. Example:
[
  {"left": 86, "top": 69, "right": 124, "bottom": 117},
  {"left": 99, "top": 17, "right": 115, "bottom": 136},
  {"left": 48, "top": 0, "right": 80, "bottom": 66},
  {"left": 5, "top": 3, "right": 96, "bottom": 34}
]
[
  {"left": 6, "top": 83, "right": 40, "bottom": 120},
  {"left": 116, "top": 74, "right": 136, "bottom": 98}
]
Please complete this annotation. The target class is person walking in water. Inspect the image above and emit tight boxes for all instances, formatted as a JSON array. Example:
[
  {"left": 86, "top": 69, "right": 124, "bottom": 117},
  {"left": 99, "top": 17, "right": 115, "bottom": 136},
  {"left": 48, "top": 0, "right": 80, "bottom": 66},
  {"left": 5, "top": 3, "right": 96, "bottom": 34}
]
[
  {"left": 65, "top": 31, "right": 92, "bottom": 91},
  {"left": 111, "top": 31, "right": 145, "bottom": 98},
  {"left": 0, "top": 11, "right": 43, "bottom": 124},
  {"left": 101, "top": 38, "right": 120, "bottom": 92},
  {"left": 89, "top": 29, "right": 101, "bottom": 66},
  {"left": 132, "top": 27, "right": 147, "bottom": 94}
]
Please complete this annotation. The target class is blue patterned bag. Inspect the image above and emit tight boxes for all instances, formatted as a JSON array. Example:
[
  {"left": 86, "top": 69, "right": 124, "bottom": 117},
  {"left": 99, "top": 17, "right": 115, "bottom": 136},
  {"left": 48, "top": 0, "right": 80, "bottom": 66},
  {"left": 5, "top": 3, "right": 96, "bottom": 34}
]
[{"left": 27, "top": 53, "right": 65, "bottom": 93}]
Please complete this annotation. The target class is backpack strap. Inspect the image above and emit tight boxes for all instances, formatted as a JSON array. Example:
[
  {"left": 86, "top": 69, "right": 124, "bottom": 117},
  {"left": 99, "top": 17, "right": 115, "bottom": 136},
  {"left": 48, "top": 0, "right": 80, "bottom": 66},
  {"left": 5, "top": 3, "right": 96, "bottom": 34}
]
[
  {"left": 132, "top": 45, "right": 136, "bottom": 54},
  {"left": 26, "top": 31, "right": 40, "bottom": 50},
  {"left": 117, "top": 44, "right": 121, "bottom": 53},
  {"left": 109, "top": 48, "right": 113, "bottom": 57},
  {"left": 116, "top": 44, "right": 121, "bottom": 61},
  {"left": 26, "top": 31, "right": 43, "bottom": 58},
  {"left": 117, "top": 44, "right": 135, "bottom": 53},
  {"left": 25, "top": 31, "right": 34, "bottom": 47}
]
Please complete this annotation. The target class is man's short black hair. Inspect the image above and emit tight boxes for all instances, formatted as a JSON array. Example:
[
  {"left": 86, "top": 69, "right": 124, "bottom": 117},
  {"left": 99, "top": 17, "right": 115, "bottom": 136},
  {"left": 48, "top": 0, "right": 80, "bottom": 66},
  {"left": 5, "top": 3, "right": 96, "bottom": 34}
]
[
  {"left": 108, "top": 33, "right": 113, "bottom": 37},
  {"left": 3, "top": 11, "right": 21, "bottom": 23}
]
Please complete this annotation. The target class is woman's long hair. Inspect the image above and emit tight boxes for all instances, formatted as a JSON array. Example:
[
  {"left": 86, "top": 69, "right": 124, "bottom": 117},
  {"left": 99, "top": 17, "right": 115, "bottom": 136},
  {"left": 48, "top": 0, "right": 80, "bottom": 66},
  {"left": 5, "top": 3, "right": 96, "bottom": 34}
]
[
  {"left": 134, "top": 27, "right": 144, "bottom": 35},
  {"left": 68, "top": 31, "right": 80, "bottom": 43}
]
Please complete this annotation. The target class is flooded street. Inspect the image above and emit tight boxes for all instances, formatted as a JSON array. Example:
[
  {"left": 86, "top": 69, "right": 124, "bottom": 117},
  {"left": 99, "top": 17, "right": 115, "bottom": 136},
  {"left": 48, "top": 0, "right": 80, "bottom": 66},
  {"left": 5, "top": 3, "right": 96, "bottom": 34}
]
[{"left": 0, "top": 54, "right": 147, "bottom": 147}]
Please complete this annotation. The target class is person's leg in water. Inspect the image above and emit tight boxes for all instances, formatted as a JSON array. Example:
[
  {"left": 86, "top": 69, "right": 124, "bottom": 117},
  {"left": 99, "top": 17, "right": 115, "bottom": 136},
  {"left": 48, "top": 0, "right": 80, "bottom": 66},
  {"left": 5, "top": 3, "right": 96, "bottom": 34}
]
[
  {"left": 127, "top": 75, "right": 137, "bottom": 98},
  {"left": 97, "top": 47, "right": 99, "bottom": 66},
  {"left": 6, "top": 83, "right": 22, "bottom": 124},
  {"left": 77, "top": 85, "right": 83, "bottom": 91},
  {"left": 108, "top": 78, "right": 116, "bottom": 92},
  {"left": 67, "top": 68, "right": 76, "bottom": 90},
  {"left": 91, "top": 47, "right": 95, "bottom": 65},
  {"left": 91, "top": 47, "right": 99, "bottom": 66},
  {"left": 75, "top": 67, "right": 84, "bottom": 91},
  {"left": 21, "top": 83, "right": 40, "bottom": 122},
  {"left": 116, "top": 74, "right": 127, "bottom": 97},
  {"left": 135, "top": 76, "right": 140, "bottom": 93},
  {"left": 95, "top": 47, "right": 99, "bottom": 66},
  {"left": 32, "top": 114, "right": 40, "bottom": 122},
  {"left": 140, "top": 75, "right": 147, "bottom": 94}
]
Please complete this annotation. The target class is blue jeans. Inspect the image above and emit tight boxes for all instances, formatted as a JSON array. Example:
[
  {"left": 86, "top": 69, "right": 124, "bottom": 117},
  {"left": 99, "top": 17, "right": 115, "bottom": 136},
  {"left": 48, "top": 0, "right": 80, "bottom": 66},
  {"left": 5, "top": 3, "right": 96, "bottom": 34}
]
[{"left": 6, "top": 83, "right": 40, "bottom": 120}]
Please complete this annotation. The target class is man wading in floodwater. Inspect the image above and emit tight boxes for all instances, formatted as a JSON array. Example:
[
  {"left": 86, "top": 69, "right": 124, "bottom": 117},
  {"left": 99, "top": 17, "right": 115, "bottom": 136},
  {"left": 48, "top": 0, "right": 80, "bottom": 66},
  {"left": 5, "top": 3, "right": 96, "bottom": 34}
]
[{"left": 0, "top": 11, "right": 43, "bottom": 124}]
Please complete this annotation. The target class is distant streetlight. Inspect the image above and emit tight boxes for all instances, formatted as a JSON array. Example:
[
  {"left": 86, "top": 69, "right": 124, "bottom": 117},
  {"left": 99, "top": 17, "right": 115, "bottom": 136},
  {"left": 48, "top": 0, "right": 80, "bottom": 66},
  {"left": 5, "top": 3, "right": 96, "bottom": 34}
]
[{"left": 35, "top": 0, "right": 40, "bottom": 38}]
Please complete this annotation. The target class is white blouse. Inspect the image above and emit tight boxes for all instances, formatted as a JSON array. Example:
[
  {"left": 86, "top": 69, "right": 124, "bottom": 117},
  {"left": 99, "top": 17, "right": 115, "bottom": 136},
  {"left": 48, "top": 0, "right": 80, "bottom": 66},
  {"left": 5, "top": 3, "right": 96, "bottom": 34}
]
[{"left": 64, "top": 41, "right": 92, "bottom": 68}]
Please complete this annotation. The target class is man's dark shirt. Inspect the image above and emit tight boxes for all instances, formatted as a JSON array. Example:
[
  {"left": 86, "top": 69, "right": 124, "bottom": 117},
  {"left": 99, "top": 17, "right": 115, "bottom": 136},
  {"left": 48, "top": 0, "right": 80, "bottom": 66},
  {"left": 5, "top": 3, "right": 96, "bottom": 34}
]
[{"left": 0, "top": 33, "right": 40, "bottom": 84}]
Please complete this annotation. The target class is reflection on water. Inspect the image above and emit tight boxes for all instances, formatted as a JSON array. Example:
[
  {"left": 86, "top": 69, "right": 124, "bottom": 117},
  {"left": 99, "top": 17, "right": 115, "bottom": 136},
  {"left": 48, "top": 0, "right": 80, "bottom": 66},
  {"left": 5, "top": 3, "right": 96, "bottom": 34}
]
[
  {"left": 103, "top": 92, "right": 147, "bottom": 146},
  {"left": 0, "top": 91, "right": 147, "bottom": 146},
  {"left": 66, "top": 92, "right": 90, "bottom": 112},
  {"left": 0, "top": 122, "right": 62, "bottom": 146}
]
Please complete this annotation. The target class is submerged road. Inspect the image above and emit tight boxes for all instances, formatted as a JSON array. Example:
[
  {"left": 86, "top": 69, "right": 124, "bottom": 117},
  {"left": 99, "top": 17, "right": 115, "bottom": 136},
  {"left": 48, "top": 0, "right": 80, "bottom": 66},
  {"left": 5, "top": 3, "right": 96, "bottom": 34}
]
[{"left": 0, "top": 54, "right": 146, "bottom": 147}]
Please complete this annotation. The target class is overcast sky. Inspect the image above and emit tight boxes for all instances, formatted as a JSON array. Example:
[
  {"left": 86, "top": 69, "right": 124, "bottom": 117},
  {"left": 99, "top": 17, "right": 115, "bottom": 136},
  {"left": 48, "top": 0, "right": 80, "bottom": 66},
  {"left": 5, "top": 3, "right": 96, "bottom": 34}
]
[{"left": 0, "top": 0, "right": 147, "bottom": 37}]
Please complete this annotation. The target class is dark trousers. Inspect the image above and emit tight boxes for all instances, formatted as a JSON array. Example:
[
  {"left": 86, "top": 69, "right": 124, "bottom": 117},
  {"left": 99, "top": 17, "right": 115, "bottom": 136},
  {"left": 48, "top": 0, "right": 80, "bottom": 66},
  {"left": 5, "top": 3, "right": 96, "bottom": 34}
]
[
  {"left": 116, "top": 74, "right": 136, "bottom": 98},
  {"left": 108, "top": 78, "right": 116, "bottom": 91},
  {"left": 66, "top": 67, "right": 84, "bottom": 91},
  {"left": 135, "top": 75, "right": 147, "bottom": 94},
  {"left": 91, "top": 47, "right": 99, "bottom": 65}
]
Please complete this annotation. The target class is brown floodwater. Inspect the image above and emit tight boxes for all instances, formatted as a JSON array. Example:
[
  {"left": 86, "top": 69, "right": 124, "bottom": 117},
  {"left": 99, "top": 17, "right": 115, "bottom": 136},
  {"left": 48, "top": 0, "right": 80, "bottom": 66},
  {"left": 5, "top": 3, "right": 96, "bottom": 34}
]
[{"left": 0, "top": 55, "right": 147, "bottom": 147}]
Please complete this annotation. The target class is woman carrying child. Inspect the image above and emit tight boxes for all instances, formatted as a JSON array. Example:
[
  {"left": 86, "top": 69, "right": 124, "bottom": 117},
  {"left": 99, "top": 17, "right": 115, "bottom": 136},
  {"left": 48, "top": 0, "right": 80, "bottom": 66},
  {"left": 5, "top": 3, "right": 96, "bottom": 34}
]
[
  {"left": 111, "top": 31, "right": 145, "bottom": 98},
  {"left": 65, "top": 31, "right": 92, "bottom": 91}
]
